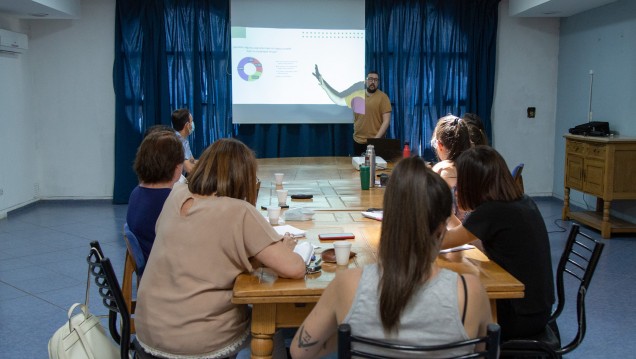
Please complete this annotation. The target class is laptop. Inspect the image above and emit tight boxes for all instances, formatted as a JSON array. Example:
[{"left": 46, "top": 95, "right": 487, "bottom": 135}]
[{"left": 366, "top": 138, "right": 402, "bottom": 162}]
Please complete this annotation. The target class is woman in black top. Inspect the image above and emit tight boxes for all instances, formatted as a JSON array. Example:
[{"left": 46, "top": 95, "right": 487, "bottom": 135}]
[{"left": 442, "top": 146, "right": 555, "bottom": 340}]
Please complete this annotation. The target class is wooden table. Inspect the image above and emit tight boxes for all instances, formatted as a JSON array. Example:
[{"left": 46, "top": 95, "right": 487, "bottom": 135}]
[{"left": 232, "top": 157, "right": 524, "bottom": 359}]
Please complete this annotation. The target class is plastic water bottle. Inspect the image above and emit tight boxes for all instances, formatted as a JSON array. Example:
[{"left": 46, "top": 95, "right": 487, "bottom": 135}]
[
  {"left": 367, "top": 144, "right": 376, "bottom": 188},
  {"left": 403, "top": 141, "right": 411, "bottom": 158}
]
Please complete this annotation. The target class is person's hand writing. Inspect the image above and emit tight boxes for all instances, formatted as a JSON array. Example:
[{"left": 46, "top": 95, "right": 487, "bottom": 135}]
[{"left": 282, "top": 233, "right": 298, "bottom": 250}]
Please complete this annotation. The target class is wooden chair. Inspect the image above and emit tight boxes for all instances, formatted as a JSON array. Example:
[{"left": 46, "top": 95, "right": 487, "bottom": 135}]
[
  {"left": 87, "top": 241, "right": 132, "bottom": 359},
  {"left": 122, "top": 224, "right": 145, "bottom": 334},
  {"left": 501, "top": 224, "right": 605, "bottom": 358},
  {"left": 338, "top": 323, "right": 501, "bottom": 358},
  {"left": 511, "top": 163, "right": 525, "bottom": 193}
]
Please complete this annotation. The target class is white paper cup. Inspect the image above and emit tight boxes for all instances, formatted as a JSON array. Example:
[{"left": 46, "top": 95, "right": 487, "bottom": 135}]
[
  {"left": 267, "top": 206, "right": 281, "bottom": 225},
  {"left": 274, "top": 173, "right": 284, "bottom": 185},
  {"left": 276, "top": 189, "right": 288, "bottom": 206},
  {"left": 333, "top": 242, "right": 352, "bottom": 266}
]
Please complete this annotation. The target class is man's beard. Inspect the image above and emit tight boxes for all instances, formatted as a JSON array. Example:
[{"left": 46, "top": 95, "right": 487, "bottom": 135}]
[{"left": 366, "top": 86, "right": 377, "bottom": 94}]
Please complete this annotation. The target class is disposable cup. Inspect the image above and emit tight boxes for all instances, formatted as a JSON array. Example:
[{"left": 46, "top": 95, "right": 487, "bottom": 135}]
[
  {"left": 267, "top": 206, "right": 281, "bottom": 225},
  {"left": 333, "top": 242, "right": 352, "bottom": 266},
  {"left": 276, "top": 189, "right": 288, "bottom": 206},
  {"left": 274, "top": 173, "right": 284, "bottom": 185}
]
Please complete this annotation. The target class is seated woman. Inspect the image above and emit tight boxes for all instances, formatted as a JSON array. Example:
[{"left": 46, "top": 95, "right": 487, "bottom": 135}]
[
  {"left": 442, "top": 146, "right": 555, "bottom": 341},
  {"left": 431, "top": 114, "right": 472, "bottom": 224},
  {"left": 462, "top": 112, "right": 489, "bottom": 146},
  {"left": 126, "top": 129, "right": 184, "bottom": 266},
  {"left": 290, "top": 157, "right": 492, "bottom": 359},
  {"left": 135, "top": 138, "right": 306, "bottom": 358}
]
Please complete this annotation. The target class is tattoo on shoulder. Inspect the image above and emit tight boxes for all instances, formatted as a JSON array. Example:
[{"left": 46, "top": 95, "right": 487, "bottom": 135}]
[{"left": 297, "top": 325, "right": 320, "bottom": 348}]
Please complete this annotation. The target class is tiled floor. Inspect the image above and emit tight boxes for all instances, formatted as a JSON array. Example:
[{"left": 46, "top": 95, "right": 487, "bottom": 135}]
[{"left": 1, "top": 197, "right": 635, "bottom": 358}]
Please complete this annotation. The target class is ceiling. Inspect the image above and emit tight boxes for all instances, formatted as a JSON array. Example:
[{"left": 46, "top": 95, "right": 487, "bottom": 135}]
[
  {"left": 0, "top": 0, "right": 620, "bottom": 20},
  {"left": 509, "top": 0, "right": 619, "bottom": 17},
  {"left": 0, "top": 0, "right": 81, "bottom": 19}
]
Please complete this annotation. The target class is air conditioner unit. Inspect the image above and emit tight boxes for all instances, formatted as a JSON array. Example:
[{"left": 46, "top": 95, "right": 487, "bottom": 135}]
[{"left": 0, "top": 29, "right": 28, "bottom": 54}]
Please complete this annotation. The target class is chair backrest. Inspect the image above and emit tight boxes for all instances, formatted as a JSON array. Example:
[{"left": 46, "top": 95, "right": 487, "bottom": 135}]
[
  {"left": 122, "top": 224, "right": 144, "bottom": 334},
  {"left": 511, "top": 163, "right": 525, "bottom": 193},
  {"left": 337, "top": 323, "right": 501, "bottom": 359},
  {"left": 87, "top": 241, "right": 131, "bottom": 359},
  {"left": 552, "top": 224, "right": 604, "bottom": 355},
  {"left": 123, "top": 223, "right": 146, "bottom": 276}
]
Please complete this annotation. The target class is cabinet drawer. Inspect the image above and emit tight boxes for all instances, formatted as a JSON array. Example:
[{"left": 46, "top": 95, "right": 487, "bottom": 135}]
[
  {"left": 566, "top": 141, "right": 586, "bottom": 155},
  {"left": 587, "top": 144, "right": 606, "bottom": 159}
]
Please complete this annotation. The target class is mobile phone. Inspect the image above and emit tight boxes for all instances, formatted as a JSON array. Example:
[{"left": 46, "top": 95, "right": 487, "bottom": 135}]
[{"left": 318, "top": 233, "right": 355, "bottom": 240}]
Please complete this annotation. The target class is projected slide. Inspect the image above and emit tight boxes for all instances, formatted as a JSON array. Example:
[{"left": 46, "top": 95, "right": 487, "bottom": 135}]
[
  {"left": 230, "top": 0, "right": 365, "bottom": 124},
  {"left": 231, "top": 27, "right": 365, "bottom": 124}
]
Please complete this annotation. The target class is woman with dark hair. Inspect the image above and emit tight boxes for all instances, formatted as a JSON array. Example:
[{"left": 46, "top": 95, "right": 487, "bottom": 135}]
[
  {"left": 431, "top": 114, "right": 472, "bottom": 222},
  {"left": 442, "top": 146, "right": 555, "bottom": 341},
  {"left": 290, "top": 157, "right": 492, "bottom": 359},
  {"left": 462, "top": 112, "right": 489, "bottom": 146},
  {"left": 135, "top": 138, "right": 306, "bottom": 358},
  {"left": 127, "top": 129, "right": 184, "bottom": 264}
]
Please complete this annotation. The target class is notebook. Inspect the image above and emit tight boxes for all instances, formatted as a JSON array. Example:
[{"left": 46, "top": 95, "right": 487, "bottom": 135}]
[{"left": 366, "top": 138, "right": 403, "bottom": 162}]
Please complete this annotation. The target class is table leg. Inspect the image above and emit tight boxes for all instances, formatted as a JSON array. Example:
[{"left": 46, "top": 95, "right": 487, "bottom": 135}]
[
  {"left": 250, "top": 303, "right": 276, "bottom": 359},
  {"left": 562, "top": 187, "right": 570, "bottom": 221},
  {"left": 601, "top": 200, "right": 611, "bottom": 239},
  {"left": 490, "top": 299, "right": 498, "bottom": 323}
]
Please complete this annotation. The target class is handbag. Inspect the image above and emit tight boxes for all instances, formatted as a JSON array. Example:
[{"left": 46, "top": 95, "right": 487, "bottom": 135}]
[
  {"left": 48, "top": 303, "right": 119, "bottom": 359},
  {"left": 48, "top": 249, "right": 119, "bottom": 359}
]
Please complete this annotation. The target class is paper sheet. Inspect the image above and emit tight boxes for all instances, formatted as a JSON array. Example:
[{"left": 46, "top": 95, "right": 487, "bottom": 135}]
[
  {"left": 273, "top": 224, "right": 306, "bottom": 238},
  {"left": 439, "top": 244, "right": 475, "bottom": 253}
]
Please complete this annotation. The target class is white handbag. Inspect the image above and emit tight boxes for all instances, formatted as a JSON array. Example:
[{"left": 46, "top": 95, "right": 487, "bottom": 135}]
[
  {"left": 48, "top": 303, "right": 119, "bottom": 359},
  {"left": 48, "top": 248, "right": 119, "bottom": 359}
]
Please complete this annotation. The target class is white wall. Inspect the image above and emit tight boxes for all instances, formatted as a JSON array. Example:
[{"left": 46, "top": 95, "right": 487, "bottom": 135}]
[
  {"left": 0, "top": 0, "right": 115, "bottom": 217},
  {"left": 492, "top": 0, "right": 560, "bottom": 196},
  {"left": 553, "top": 0, "right": 636, "bottom": 219},
  {"left": 29, "top": 0, "right": 115, "bottom": 199},
  {"left": 0, "top": 16, "right": 37, "bottom": 217}
]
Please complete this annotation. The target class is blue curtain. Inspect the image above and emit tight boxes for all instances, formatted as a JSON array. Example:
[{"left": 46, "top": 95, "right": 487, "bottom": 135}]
[
  {"left": 366, "top": 0, "right": 499, "bottom": 158},
  {"left": 113, "top": 0, "right": 499, "bottom": 203}
]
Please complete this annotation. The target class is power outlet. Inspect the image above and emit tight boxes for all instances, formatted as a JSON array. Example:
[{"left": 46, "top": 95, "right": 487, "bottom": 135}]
[{"left": 527, "top": 107, "right": 536, "bottom": 118}]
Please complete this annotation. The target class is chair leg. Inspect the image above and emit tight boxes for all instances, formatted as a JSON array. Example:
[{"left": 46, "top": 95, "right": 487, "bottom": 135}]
[{"left": 122, "top": 252, "right": 136, "bottom": 333}]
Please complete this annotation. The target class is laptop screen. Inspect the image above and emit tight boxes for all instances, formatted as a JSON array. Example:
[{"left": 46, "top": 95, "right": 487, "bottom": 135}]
[{"left": 366, "top": 138, "right": 402, "bottom": 162}]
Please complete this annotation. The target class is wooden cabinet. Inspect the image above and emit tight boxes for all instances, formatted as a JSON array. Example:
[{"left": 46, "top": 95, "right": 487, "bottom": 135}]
[{"left": 562, "top": 134, "right": 636, "bottom": 238}]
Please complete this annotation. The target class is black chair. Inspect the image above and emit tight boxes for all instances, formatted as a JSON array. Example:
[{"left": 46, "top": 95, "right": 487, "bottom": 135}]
[
  {"left": 501, "top": 224, "right": 605, "bottom": 358},
  {"left": 337, "top": 323, "right": 501, "bottom": 359},
  {"left": 88, "top": 241, "right": 132, "bottom": 359}
]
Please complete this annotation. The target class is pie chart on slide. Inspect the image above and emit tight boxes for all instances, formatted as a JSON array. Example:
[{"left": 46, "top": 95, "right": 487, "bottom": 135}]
[{"left": 237, "top": 57, "right": 263, "bottom": 81}]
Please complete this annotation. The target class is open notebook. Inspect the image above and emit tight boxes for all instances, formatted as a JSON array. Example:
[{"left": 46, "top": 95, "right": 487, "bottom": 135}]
[{"left": 273, "top": 224, "right": 306, "bottom": 238}]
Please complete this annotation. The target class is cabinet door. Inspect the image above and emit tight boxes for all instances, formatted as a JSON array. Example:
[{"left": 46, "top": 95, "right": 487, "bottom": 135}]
[
  {"left": 565, "top": 154, "right": 584, "bottom": 190},
  {"left": 583, "top": 159, "right": 605, "bottom": 196}
]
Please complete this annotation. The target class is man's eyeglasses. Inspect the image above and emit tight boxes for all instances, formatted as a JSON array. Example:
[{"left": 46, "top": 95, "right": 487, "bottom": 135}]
[{"left": 367, "top": 77, "right": 379, "bottom": 83}]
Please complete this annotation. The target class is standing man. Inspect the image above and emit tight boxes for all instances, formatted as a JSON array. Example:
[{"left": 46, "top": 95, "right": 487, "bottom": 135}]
[
  {"left": 353, "top": 71, "right": 392, "bottom": 155},
  {"left": 171, "top": 108, "right": 197, "bottom": 174}
]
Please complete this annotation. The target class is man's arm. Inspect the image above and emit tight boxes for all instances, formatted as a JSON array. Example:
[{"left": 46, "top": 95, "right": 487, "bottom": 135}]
[
  {"left": 374, "top": 112, "right": 391, "bottom": 138},
  {"left": 183, "top": 158, "right": 196, "bottom": 174}
]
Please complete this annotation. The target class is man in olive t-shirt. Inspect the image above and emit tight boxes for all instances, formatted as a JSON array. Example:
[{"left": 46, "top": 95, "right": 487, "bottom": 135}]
[{"left": 353, "top": 71, "right": 392, "bottom": 155}]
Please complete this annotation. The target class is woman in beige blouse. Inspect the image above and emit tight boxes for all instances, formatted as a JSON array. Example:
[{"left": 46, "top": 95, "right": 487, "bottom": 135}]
[{"left": 135, "top": 138, "right": 306, "bottom": 359}]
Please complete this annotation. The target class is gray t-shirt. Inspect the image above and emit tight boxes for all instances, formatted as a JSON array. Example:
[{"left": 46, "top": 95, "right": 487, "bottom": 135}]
[{"left": 343, "top": 264, "right": 471, "bottom": 358}]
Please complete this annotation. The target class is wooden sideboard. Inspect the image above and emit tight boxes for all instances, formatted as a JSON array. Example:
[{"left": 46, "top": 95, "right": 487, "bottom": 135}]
[{"left": 562, "top": 134, "right": 636, "bottom": 238}]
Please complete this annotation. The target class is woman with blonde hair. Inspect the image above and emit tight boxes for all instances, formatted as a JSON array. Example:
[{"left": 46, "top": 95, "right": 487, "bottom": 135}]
[
  {"left": 290, "top": 157, "right": 492, "bottom": 359},
  {"left": 135, "top": 138, "right": 306, "bottom": 358}
]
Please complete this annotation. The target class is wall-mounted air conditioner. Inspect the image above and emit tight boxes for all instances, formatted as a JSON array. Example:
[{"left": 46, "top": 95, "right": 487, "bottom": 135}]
[{"left": 0, "top": 29, "right": 28, "bottom": 54}]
